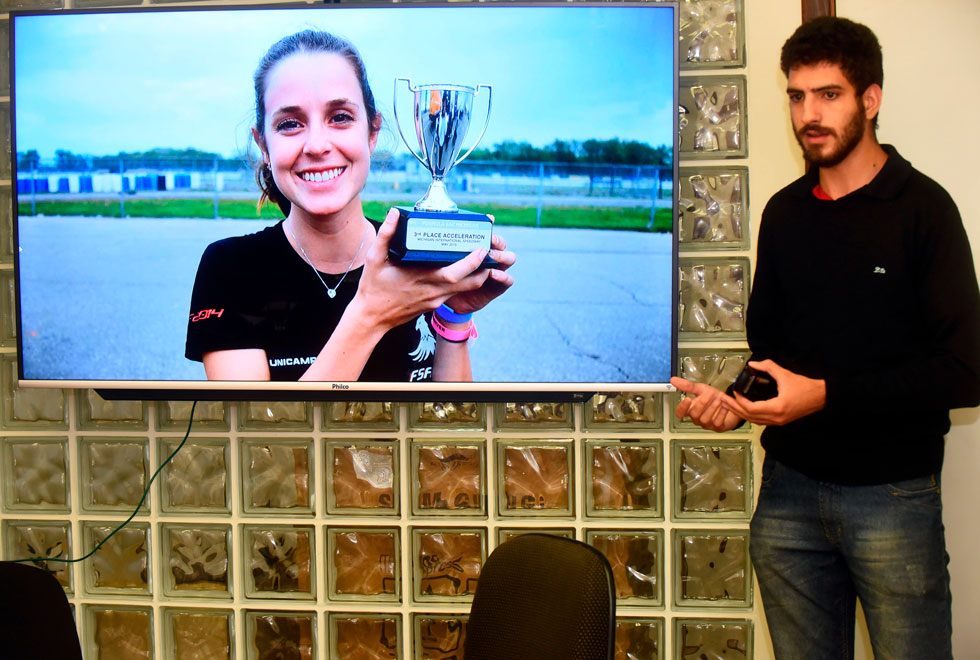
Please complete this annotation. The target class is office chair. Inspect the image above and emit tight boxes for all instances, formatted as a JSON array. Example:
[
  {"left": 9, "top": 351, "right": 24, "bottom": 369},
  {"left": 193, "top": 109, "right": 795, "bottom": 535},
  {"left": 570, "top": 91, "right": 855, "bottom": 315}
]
[
  {"left": 464, "top": 533, "right": 616, "bottom": 660},
  {"left": 0, "top": 562, "right": 83, "bottom": 660}
]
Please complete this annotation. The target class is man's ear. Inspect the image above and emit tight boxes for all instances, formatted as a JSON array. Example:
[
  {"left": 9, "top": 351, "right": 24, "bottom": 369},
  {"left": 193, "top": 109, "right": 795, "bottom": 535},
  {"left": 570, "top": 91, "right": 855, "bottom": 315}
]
[{"left": 862, "top": 83, "right": 882, "bottom": 123}]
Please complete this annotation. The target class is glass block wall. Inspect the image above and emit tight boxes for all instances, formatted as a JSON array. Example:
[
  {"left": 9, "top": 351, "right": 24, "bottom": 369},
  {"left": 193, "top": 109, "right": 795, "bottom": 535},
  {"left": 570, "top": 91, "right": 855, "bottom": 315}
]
[{"left": 0, "top": 1, "right": 762, "bottom": 659}]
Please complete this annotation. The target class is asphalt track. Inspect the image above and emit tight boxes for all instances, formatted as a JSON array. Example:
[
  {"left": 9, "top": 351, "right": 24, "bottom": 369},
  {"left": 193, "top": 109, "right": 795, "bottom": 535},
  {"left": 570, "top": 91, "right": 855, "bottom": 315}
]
[{"left": 16, "top": 215, "right": 673, "bottom": 384}]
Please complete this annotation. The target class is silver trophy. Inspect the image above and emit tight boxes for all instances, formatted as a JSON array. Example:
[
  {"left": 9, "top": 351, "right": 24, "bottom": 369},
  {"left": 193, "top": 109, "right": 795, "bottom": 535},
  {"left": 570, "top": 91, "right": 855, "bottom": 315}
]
[{"left": 388, "top": 78, "right": 495, "bottom": 267}]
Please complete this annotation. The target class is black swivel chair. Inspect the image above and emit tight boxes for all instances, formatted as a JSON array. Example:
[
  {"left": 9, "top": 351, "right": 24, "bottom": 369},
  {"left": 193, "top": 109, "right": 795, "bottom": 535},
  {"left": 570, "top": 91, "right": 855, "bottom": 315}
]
[
  {"left": 464, "top": 533, "right": 616, "bottom": 660},
  {"left": 0, "top": 562, "right": 83, "bottom": 660}
]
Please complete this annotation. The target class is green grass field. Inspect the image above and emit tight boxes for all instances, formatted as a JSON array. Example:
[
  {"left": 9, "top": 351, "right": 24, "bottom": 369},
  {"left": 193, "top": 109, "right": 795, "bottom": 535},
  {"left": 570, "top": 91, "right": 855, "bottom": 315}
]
[{"left": 17, "top": 198, "right": 673, "bottom": 232}]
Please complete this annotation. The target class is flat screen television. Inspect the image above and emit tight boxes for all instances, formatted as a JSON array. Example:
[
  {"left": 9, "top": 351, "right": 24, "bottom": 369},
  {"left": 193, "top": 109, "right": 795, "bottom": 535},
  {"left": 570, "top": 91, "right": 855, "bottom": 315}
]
[{"left": 9, "top": 1, "right": 679, "bottom": 401}]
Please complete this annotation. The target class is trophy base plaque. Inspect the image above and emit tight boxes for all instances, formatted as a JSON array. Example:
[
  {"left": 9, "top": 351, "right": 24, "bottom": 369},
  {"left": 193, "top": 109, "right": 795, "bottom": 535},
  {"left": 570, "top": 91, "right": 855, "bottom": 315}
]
[{"left": 388, "top": 207, "right": 496, "bottom": 268}]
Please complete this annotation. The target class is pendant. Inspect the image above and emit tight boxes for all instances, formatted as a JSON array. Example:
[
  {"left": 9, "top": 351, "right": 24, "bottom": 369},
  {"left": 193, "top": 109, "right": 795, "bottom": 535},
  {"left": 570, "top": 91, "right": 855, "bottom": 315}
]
[{"left": 327, "top": 289, "right": 337, "bottom": 299}]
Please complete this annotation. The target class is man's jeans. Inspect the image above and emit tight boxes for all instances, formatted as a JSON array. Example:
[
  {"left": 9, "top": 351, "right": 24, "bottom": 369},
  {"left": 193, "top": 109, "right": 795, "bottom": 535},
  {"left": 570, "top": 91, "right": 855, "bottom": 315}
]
[{"left": 749, "top": 457, "right": 952, "bottom": 660}]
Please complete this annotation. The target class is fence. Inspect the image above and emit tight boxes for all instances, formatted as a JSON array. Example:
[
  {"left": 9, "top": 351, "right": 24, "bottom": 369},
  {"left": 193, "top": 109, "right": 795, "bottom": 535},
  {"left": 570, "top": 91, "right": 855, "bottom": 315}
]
[{"left": 15, "top": 156, "right": 673, "bottom": 224}]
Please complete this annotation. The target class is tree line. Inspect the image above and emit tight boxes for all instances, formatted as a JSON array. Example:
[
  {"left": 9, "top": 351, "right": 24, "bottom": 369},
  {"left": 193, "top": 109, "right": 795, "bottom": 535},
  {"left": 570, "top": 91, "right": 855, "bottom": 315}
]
[
  {"left": 467, "top": 138, "right": 671, "bottom": 166},
  {"left": 18, "top": 138, "right": 671, "bottom": 172},
  {"left": 17, "top": 148, "right": 225, "bottom": 172}
]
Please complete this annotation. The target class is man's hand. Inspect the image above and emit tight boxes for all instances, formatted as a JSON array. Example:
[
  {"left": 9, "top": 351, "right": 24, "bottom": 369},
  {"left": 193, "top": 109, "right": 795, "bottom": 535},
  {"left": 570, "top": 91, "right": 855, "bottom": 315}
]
[
  {"left": 724, "top": 359, "right": 826, "bottom": 426},
  {"left": 670, "top": 377, "right": 745, "bottom": 432}
]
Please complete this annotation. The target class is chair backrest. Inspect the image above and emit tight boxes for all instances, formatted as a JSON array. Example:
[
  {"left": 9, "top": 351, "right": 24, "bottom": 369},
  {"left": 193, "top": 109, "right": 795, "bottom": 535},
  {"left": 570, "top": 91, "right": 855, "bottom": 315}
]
[
  {"left": 463, "top": 533, "right": 616, "bottom": 660},
  {"left": 0, "top": 562, "right": 83, "bottom": 660}
]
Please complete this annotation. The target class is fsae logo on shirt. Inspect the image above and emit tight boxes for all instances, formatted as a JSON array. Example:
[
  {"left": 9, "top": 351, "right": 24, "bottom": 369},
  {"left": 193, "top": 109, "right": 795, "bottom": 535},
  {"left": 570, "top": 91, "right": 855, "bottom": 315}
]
[
  {"left": 410, "top": 366, "right": 432, "bottom": 381},
  {"left": 189, "top": 308, "right": 224, "bottom": 322}
]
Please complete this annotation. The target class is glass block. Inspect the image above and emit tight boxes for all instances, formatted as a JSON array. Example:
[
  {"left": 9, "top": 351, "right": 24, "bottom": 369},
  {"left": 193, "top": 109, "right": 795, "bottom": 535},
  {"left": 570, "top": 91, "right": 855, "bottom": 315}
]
[
  {"left": 76, "top": 390, "right": 148, "bottom": 430},
  {"left": 322, "top": 401, "right": 399, "bottom": 431},
  {"left": 87, "top": 606, "right": 153, "bottom": 660},
  {"left": 160, "top": 438, "right": 230, "bottom": 513},
  {"left": 1, "top": 187, "right": 13, "bottom": 263},
  {"left": 243, "top": 525, "right": 316, "bottom": 600},
  {"left": 411, "top": 439, "right": 486, "bottom": 517},
  {"left": 615, "top": 617, "right": 664, "bottom": 660},
  {"left": 674, "top": 618, "right": 752, "bottom": 660},
  {"left": 585, "top": 440, "right": 662, "bottom": 519},
  {"left": 241, "top": 438, "right": 314, "bottom": 514},
  {"left": 679, "top": 0, "right": 745, "bottom": 68},
  {"left": 495, "top": 527, "right": 576, "bottom": 545},
  {"left": 408, "top": 402, "right": 486, "bottom": 431},
  {"left": 326, "top": 527, "right": 400, "bottom": 603},
  {"left": 678, "top": 167, "right": 749, "bottom": 249},
  {"left": 678, "top": 75, "right": 747, "bottom": 159},
  {"left": 492, "top": 401, "right": 574, "bottom": 430},
  {"left": 163, "top": 609, "right": 234, "bottom": 660},
  {"left": 162, "top": 524, "right": 232, "bottom": 599},
  {"left": 326, "top": 440, "right": 399, "bottom": 516},
  {"left": 673, "top": 440, "right": 751, "bottom": 519},
  {"left": 74, "top": 0, "right": 142, "bottom": 6},
  {"left": 79, "top": 437, "right": 149, "bottom": 513},
  {"left": 678, "top": 257, "right": 749, "bottom": 339},
  {"left": 83, "top": 521, "right": 151, "bottom": 595},
  {"left": 674, "top": 530, "right": 752, "bottom": 608},
  {"left": 2, "top": 519, "right": 72, "bottom": 591},
  {"left": 0, "top": 268, "right": 15, "bottom": 345},
  {"left": 412, "top": 527, "right": 485, "bottom": 603},
  {"left": 1, "top": 436, "right": 70, "bottom": 512},
  {"left": 584, "top": 392, "right": 663, "bottom": 431},
  {"left": 496, "top": 440, "right": 574, "bottom": 518},
  {"left": 671, "top": 349, "right": 750, "bottom": 433},
  {"left": 245, "top": 610, "right": 316, "bottom": 660},
  {"left": 238, "top": 401, "right": 313, "bottom": 430},
  {"left": 329, "top": 613, "right": 402, "bottom": 660},
  {"left": 0, "top": 20, "right": 8, "bottom": 97},
  {"left": 414, "top": 614, "right": 467, "bottom": 660},
  {"left": 0, "top": 355, "right": 69, "bottom": 429},
  {"left": 587, "top": 530, "right": 663, "bottom": 607},
  {"left": 156, "top": 400, "right": 229, "bottom": 431},
  {"left": 0, "top": 104, "right": 8, "bottom": 181}
]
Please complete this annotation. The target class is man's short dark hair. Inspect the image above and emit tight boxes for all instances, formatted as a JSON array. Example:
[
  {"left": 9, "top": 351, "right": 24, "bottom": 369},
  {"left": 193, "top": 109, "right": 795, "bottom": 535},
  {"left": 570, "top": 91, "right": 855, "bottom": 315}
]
[{"left": 781, "top": 16, "right": 883, "bottom": 95}]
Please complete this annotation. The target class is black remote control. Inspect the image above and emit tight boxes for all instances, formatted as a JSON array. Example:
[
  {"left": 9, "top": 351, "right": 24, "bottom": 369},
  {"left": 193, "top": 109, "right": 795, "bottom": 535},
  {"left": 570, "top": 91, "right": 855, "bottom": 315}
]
[{"left": 729, "top": 365, "right": 779, "bottom": 401}]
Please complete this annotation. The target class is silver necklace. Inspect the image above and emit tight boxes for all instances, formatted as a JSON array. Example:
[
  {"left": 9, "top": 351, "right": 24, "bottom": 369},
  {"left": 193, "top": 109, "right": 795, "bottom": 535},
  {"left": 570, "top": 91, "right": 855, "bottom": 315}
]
[{"left": 285, "top": 221, "right": 367, "bottom": 299}]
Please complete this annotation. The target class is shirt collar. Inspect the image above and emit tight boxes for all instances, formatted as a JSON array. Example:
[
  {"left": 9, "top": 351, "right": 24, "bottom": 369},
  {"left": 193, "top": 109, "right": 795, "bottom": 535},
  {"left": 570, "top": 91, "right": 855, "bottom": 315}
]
[{"left": 790, "top": 144, "right": 912, "bottom": 201}]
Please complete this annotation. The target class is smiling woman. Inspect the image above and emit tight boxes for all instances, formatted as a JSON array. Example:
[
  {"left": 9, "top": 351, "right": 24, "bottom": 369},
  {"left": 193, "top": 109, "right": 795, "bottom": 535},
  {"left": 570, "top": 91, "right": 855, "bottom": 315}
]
[{"left": 184, "top": 30, "right": 517, "bottom": 383}]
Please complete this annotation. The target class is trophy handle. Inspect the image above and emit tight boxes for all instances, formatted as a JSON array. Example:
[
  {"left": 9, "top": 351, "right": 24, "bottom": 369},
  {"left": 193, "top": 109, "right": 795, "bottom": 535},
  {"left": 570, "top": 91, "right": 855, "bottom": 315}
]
[
  {"left": 393, "top": 77, "right": 429, "bottom": 170},
  {"left": 451, "top": 84, "right": 493, "bottom": 169}
]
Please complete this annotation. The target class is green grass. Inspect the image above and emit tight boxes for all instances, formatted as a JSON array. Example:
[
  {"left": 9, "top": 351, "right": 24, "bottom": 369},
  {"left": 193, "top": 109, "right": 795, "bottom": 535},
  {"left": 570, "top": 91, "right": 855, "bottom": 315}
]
[
  {"left": 18, "top": 198, "right": 673, "bottom": 232},
  {"left": 362, "top": 201, "right": 672, "bottom": 233},
  {"left": 18, "top": 198, "right": 284, "bottom": 220}
]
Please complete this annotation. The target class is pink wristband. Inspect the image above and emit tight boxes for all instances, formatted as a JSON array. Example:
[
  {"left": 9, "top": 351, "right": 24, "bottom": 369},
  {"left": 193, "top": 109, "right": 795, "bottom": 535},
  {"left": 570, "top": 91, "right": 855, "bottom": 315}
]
[{"left": 431, "top": 314, "right": 478, "bottom": 343}]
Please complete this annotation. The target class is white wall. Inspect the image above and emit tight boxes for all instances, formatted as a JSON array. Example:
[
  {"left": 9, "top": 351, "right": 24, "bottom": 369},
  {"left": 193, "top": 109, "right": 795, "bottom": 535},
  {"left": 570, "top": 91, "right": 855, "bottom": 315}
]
[
  {"left": 839, "top": 4, "right": 980, "bottom": 658},
  {"left": 746, "top": 1, "right": 980, "bottom": 658}
]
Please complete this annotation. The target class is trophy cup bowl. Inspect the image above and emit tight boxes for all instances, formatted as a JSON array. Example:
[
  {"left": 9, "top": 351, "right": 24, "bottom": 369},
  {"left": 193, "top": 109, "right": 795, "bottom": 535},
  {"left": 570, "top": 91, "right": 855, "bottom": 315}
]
[{"left": 388, "top": 78, "right": 495, "bottom": 267}]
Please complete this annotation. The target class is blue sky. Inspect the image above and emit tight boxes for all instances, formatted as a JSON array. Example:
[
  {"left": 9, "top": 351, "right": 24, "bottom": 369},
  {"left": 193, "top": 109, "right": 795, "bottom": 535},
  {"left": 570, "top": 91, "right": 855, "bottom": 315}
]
[{"left": 13, "top": 5, "right": 675, "bottom": 160}]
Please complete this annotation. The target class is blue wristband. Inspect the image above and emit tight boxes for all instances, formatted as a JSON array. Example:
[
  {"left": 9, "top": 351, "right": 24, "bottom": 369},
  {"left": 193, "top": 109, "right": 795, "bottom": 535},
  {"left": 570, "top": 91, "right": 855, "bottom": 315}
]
[{"left": 437, "top": 303, "right": 473, "bottom": 324}]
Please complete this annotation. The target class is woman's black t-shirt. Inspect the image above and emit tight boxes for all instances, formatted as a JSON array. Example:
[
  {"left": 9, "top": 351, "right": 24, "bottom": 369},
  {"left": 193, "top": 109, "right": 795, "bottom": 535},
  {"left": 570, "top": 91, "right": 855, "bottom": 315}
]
[{"left": 185, "top": 220, "right": 436, "bottom": 382}]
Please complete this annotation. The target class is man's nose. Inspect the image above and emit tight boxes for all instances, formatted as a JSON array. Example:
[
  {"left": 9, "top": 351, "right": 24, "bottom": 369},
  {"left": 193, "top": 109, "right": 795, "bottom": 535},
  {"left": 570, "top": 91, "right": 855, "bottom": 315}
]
[{"left": 800, "top": 96, "right": 820, "bottom": 125}]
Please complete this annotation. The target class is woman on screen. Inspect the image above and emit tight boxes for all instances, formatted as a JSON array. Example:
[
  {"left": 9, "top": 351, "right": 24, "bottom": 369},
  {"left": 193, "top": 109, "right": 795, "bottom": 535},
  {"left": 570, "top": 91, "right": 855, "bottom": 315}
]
[{"left": 184, "top": 30, "right": 515, "bottom": 381}]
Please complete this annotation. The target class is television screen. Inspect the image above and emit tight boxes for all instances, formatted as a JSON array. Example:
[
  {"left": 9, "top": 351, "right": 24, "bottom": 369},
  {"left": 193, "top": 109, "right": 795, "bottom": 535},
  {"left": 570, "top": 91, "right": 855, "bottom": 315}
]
[{"left": 10, "top": 2, "right": 678, "bottom": 400}]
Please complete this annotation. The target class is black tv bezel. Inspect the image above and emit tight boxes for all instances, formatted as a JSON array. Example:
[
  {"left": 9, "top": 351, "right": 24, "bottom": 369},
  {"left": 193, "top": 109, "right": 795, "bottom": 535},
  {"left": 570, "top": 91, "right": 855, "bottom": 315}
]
[{"left": 8, "top": 1, "right": 680, "bottom": 403}]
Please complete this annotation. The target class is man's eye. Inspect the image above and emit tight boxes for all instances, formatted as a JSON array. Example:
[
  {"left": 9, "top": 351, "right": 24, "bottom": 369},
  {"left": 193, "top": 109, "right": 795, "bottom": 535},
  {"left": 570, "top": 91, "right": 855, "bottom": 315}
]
[{"left": 825, "top": 91, "right": 838, "bottom": 100}]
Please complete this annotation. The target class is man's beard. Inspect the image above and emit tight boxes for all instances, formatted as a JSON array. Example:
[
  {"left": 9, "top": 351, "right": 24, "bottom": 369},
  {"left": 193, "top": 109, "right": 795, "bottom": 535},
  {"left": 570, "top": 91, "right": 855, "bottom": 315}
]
[{"left": 794, "top": 101, "right": 866, "bottom": 168}]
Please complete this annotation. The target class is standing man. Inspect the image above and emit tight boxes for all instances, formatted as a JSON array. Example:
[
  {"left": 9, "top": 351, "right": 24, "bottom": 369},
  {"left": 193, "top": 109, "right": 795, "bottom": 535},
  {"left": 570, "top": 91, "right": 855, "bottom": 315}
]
[{"left": 671, "top": 16, "right": 980, "bottom": 660}]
